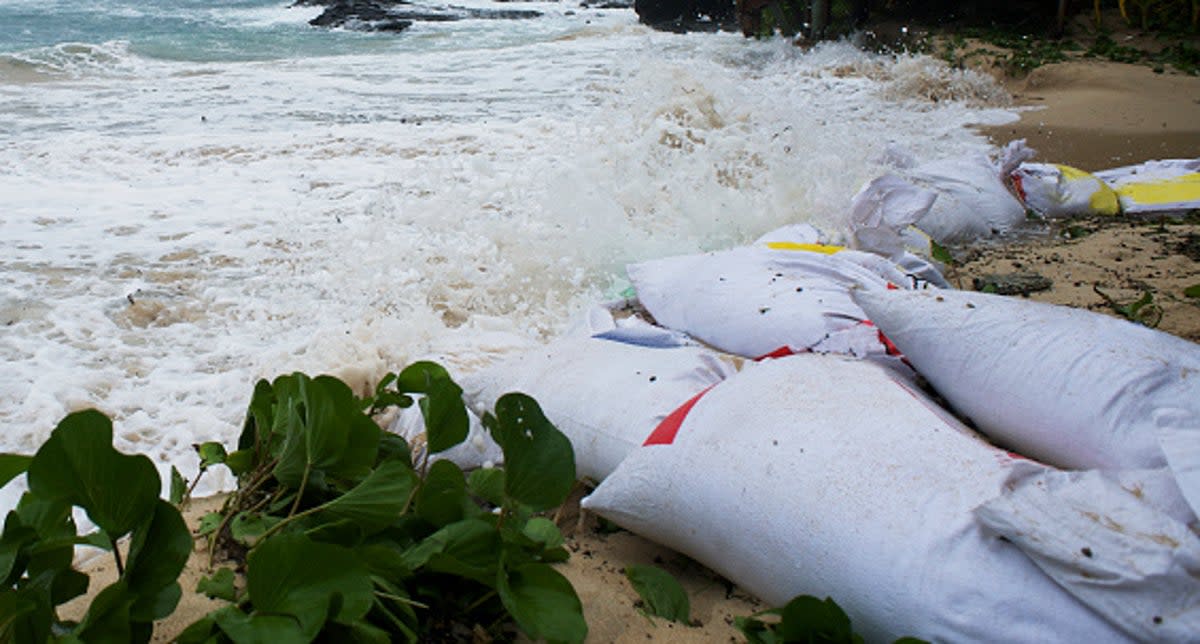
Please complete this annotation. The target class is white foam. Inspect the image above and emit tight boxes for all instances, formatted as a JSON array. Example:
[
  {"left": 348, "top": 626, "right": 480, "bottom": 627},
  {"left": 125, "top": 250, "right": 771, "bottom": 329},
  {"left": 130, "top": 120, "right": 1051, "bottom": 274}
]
[{"left": 0, "top": 22, "right": 1015, "bottom": 504}]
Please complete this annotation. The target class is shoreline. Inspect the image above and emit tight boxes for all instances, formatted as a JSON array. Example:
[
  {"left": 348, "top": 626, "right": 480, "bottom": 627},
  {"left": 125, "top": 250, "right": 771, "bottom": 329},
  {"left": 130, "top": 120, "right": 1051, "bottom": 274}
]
[{"left": 62, "top": 42, "right": 1200, "bottom": 644}]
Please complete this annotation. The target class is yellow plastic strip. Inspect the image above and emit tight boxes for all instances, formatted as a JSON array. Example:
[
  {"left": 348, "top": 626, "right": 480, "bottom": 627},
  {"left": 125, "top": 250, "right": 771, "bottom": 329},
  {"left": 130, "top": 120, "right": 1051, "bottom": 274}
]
[
  {"left": 1054, "top": 164, "right": 1120, "bottom": 215},
  {"left": 764, "top": 241, "right": 844, "bottom": 254},
  {"left": 1115, "top": 173, "right": 1200, "bottom": 207}
]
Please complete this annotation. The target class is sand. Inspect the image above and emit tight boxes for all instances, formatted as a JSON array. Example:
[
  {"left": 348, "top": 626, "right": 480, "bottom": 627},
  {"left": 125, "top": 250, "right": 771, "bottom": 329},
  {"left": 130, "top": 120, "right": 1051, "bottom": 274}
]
[
  {"left": 64, "top": 38, "right": 1200, "bottom": 644},
  {"left": 979, "top": 59, "right": 1200, "bottom": 170}
]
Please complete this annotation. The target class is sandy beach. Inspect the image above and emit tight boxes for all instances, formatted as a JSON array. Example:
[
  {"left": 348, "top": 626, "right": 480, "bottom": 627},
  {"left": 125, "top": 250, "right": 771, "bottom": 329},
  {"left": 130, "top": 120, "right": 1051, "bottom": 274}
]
[{"left": 60, "top": 32, "right": 1200, "bottom": 644}]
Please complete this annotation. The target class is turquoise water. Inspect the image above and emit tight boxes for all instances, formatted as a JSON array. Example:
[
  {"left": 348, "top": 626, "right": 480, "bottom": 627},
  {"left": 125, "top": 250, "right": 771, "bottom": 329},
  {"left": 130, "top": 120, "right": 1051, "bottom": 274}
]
[{"left": 0, "top": 0, "right": 374, "bottom": 60}]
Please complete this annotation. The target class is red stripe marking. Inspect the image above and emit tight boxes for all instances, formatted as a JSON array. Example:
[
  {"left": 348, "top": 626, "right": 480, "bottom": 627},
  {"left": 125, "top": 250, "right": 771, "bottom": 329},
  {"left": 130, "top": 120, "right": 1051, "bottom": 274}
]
[
  {"left": 754, "top": 345, "right": 797, "bottom": 361},
  {"left": 643, "top": 385, "right": 717, "bottom": 446}
]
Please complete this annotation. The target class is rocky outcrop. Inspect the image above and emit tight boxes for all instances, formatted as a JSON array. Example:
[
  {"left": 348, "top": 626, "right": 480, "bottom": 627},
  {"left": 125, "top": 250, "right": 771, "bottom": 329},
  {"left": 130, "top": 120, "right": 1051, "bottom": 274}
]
[
  {"left": 297, "top": 0, "right": 542, "bottom": 32},
  {"left": 633, "top": 0, "right": 735, "bottom": 32}
]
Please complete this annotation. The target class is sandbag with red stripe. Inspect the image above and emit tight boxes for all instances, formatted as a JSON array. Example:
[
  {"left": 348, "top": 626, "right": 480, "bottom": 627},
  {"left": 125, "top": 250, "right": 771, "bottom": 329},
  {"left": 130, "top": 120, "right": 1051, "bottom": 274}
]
[{"left": 583, "top": 353, "right": 1192, "bottom": 641}]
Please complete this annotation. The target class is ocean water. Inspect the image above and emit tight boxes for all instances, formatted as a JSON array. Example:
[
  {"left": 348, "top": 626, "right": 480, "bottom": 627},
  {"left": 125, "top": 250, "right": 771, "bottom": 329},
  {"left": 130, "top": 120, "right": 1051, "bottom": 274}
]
[{"left": 0, "top": 0, "right": 1017, "bottom": 501}]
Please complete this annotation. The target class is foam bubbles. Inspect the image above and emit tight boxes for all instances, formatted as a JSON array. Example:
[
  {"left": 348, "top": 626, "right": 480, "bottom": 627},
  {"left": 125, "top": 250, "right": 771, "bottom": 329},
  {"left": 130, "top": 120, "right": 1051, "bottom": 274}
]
[{"left": 0, "top": 13, "right": 1016, "bottom": 501}]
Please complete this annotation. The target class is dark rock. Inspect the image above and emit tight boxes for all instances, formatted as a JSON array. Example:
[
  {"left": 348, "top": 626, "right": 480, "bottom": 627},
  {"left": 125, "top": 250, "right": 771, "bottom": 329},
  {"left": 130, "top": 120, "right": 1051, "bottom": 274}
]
[
  {"left": 305, "top": 0, "right": 539, "bottom": 31},
  {"left": 581, "top": 0, "right": 635, "bottom": 8},
  {"left": 972, "top": 272, "right": 1054, "bottom": 296},
  {"left": 634, "top": 0, "right": 735, "bottom": 32}
]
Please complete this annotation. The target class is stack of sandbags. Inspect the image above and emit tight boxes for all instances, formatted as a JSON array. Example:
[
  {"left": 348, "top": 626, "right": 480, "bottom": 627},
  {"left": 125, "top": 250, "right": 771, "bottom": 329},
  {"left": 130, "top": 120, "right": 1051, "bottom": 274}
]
[
  {"left": 582, "top": 353, "right": 1199, "bottom": 641},
  {"left": 1011, "top": 158, "right": 1200, "bottom": 218}
]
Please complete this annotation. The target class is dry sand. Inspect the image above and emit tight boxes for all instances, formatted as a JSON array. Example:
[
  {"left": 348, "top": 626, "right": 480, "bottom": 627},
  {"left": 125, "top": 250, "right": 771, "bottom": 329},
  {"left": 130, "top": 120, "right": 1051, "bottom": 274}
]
[
  {"left": 979, "top": 59, "right": 1200, "bottom": 170},
  {"left": 67, "top": 42, "right": 1200, "bottom": 644}
]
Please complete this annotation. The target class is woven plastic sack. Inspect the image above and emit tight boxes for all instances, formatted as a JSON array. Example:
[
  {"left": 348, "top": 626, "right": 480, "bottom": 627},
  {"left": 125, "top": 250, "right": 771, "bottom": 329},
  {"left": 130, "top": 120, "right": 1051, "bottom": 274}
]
[
  {"left": 853, "top": 287, "right": 1200, "bottom": 517},
  {"left": 1095, "top": 158, "right": 1200, "bottom": 213},
  {"left": 1011, "top": 162, "right": 1121, "bottom": 218}
]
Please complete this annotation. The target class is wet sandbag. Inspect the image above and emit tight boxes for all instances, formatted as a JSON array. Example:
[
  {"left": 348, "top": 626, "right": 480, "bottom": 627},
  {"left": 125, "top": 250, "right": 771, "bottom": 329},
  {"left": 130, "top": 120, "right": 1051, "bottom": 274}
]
[
  {"left": 854, "top": 288, "right": 1200, "bottom": 516},
  {"left": 626, "top": 242, "right": 919, "bottom": 360},
  {"left": 458, "top": 335, "right": 741, "bottom": 482},
  {"left": 1011, "top": 162, "right": 1121, "bottom": 218},
  {"left": 583, "top": 354, "right": 1130, "bottom": 642},
  {"left": 976, "top": 468, "right": 1200, "bottom": 640},
  {"left": 388, "top": 403, "right": 502, "bottom": 471},
  {"left": 1095, "top": 158, "right": 1200, "bottom": 214},
  {"left": 881, "top": 141, "right": 1033, "bottom": 245}
]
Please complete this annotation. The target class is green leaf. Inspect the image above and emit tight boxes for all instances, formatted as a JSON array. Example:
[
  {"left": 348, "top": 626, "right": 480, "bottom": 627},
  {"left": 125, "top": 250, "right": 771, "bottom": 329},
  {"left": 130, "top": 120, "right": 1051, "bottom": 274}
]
[
  {"left": 72, "top": 580, "right": 136, "bottom": 644},
  {"left": 625, "top": 565, "right": 690, "bottom": 624},
  {"left": 26, "top": 410, "right": 160, "bottom": 538},
  {"left": 0, "top": 569, "right": 55, "bottom": 643},
  {"left": 210, "top": 606, "right": 308, "bottom": 644},
  {"left": 169, "top": 466, "right": 187, "bottom": 505},
  {"left": 197, "top": 568, "right": 238, "bottom": 602},
  {"left": 271, "top": 374, "right": 381, "bottom": 491},
  {"left": 522, "top": 517, "right": 564, "bottom": 550},
  {"left": 401, "top": 519, "right": 499, "bottom": 584},
  {"left": 416, "top": 460, "right": 468, "bottom": 528},
  {"left": 245, "top": 533, "right": 373, "bottom": 640},
  {"left": 1185, "top": 284, "right": 1200, "bottom": 298},
  {"left": 230, "top": 513, "right": 280, "bottom": 548},
  {"left": 467, "top": 467, "right": 505, "bottom": 507},
  {"left": 485, "top": 394, "right": 575, "bottom": 512},
  {"left": 497, "top": 561, "right": 586, "bottom": 643},
  {"left": 376, "top": 433, "right": 412, "bottom": 468},
  {"left": 124, "top": 500, "right": 191, "bottom": 619},
  {"left": 0, "top": 586, "right": 48, "bottom": 644},
  {"left": 0, "top": 454, "right": 31, "bottom": 489},
  {"left": 397, "top": 362, "right": 468, "bottom": 454},
  {"left": 50, "top": 567, "right": 90, "bottom": 606},
  {"left": 224, "top": 449, "right": 254, "bottom": 476},
  {"left": 173, "top": 614, "right": 219, "bottom": 644},
  {"left": 776, "top": 595, "right": 856, "bottom": 643},
  {"left": 196, "top": 442, "right": 228, "bottom": 468},
  {"left": 238, "top": 378, "right": 276, "bottom": 452},
  {"left": 196, "top": 512, "right": 223, "bottom": 537},
  {"left": 929, "top": 239, "right": 955, "bottom": 266},
  {"left": 319, "top": 460, "right": 417, "bottom": 535}
]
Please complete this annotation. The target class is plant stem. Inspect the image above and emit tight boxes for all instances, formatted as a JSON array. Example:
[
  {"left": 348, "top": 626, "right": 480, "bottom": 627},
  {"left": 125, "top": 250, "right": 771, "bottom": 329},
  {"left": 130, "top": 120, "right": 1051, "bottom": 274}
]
[
  {"left": 109, "top": 535, "right": 124, "bottom": 577},
  {"left": 463, "top": 590, "right": 497, "bottom": 614},
  {"left": 288, "top": 464, "right": 312, "bottom": 518},
  {"left": 256, "top": 502, "right": 323, "bottom": 544},
  {"left": 375, "top": 591, "right": 429, "bottom": 609}
]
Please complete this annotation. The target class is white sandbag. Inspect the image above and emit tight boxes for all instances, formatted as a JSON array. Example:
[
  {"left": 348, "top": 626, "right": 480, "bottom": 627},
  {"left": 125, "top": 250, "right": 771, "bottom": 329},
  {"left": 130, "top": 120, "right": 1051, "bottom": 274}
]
[
  {"left": 845, "top": 173, "right": 937, "bottom": 259},
  {"left": 1011, "top": 162, "right": 1121, "bottom": 218},
  {"left": 757, "top": 218, "right": 950, "bottom": 291},
  {"left": 853, "top": 288, "right": 1200, "bottom": 516},
  {"left": 583, "top": 354, "right": 1128, "bottom": 642},
  {"left": 976, "top": 468, "right": 1200, "bottom": 640},
  {"left": 458, "top": 336, "right": 741, "bottom": 482},
  {"left": 627, "top": 243, "right": 919, "bottom": 360},
  {"left": 388, "top": 403, "right": 502, "bottom": 471},
  {"left": 904, "top": 152, "right": 1028, "bottom": 244},
  {"left": 1095, "top": 158, "right": 1200, "bottom": 213}
]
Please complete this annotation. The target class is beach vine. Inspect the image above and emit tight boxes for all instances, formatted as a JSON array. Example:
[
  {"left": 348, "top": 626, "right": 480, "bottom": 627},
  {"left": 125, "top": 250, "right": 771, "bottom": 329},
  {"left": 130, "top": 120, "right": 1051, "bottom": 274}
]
[{"left": 0, "top": 363, "right": 587, "bottom": 643}]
